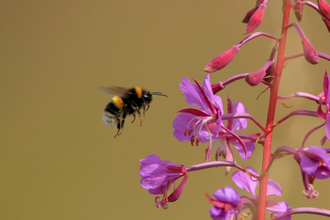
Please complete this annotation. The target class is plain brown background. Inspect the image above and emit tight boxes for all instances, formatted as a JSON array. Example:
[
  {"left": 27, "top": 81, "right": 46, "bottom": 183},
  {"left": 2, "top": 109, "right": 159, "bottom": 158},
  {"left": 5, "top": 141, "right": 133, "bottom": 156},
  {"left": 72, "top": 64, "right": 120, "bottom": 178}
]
[{"left": 1, "top": 0, "right": 330, "bottom": 219}]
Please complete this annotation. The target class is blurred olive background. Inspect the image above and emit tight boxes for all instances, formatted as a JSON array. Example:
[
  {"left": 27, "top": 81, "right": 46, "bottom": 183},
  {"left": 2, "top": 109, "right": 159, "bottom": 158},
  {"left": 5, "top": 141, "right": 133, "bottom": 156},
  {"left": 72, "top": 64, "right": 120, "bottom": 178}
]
[{"left": 1, "top": 0, "right": 330, "bottom": 219}]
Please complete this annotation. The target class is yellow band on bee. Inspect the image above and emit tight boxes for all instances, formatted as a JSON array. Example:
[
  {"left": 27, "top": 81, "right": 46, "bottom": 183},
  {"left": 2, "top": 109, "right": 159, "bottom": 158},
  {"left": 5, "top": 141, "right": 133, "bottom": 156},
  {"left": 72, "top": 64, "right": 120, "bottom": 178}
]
[
  {"left": 135, "top": 87, "right": 143, "bottom": 98},
  {"left": 112, "top": 96, "right": 124, "bottom": 109}
]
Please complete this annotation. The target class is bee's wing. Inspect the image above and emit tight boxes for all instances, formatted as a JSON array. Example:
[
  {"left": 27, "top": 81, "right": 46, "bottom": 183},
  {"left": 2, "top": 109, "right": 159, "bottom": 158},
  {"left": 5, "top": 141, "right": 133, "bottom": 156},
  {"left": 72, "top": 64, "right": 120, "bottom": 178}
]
[{"left": 100, "top": 86, "right": 129, "bottom": 97}]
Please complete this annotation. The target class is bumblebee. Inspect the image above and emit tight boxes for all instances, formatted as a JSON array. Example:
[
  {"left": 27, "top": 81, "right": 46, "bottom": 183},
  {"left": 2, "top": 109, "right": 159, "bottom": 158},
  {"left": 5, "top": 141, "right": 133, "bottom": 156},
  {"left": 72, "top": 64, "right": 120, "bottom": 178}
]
[{"left": 101, "top": 86, "right": 167, "bottom": 137}]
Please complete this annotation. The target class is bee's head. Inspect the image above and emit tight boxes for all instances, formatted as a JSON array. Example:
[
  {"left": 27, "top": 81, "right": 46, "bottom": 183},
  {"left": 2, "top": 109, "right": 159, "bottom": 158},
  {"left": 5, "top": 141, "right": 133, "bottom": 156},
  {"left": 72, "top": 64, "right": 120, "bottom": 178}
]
[
  {"left": 143, "top": 91, "right": 167, "bottom": 111},
  {"left": 143, "top": 91, "right": 153, "bottom": 105}
]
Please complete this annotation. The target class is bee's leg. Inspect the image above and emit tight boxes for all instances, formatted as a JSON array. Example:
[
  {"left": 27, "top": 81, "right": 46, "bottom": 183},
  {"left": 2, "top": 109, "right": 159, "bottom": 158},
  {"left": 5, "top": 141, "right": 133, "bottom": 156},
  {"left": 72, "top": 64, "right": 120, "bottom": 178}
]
[
  {"left": 142, "top": 105, "right": 146, "bottom": 116},
  {"left": 114, "top": 128, "right": 123, "bottom": 138},
  {"left": 145, "top": 103, "right": 151, "bottom": 113},
  {"left": 135, "top": 109, "right": 143, "bottom": 126},
  {"left": 114, "top": 113, "right": 126, "bottom": 138},
  {"left": 131, "top": 113, "right": 136, "bottom": 123}
]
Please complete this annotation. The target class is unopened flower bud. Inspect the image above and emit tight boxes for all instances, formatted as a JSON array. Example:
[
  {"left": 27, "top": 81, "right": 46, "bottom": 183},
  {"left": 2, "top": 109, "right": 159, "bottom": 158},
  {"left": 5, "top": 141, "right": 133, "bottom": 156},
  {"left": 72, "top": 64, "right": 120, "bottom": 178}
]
[
  {"left": 245, "top": 69, "right": 266, "bottom": 86},
  {"left": 264, "top": 63, "right": 275, "bottom": 83},
  {"left": 204, "top": 45, "right": 240, "bottom": 73},
  {"left": 244, "top": 4, "right": 267, "bottom": 34},
  {"left": 318, "top": 0, "right": 330, "bottom": 21},
  {"left": 302, "top": 38, "right": 319, "bottom": 64},
  {"left": 242, "top": 7, "right": 258, "bottom": 23},
  {"left": 293, "top": 0, "right": 304, "bottom": 21},
  {"left": 322, "top": 17, "right": 330, "bottom": 33}
]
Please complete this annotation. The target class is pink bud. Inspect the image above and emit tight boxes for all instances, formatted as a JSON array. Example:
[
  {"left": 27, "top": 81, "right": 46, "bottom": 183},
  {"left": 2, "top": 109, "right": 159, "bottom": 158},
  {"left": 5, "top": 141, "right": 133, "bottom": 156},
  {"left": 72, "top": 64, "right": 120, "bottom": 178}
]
[
  {"left": 244, "top": 4, "right": 267, "bottom": 34},
  {"left": 318, "top": 0, "right": 330, "bottom": 21},
  {"left": 293, "top": 0, "right": 304, "bottom": 21},
  {"left": 322, "top": 17, "right": 330, "bottom": 33},
  {"left": 302, "top": 38, "right": 319, "bottom": 64},
  {"left": 242, "top": 7, "right": 258, "bottom": 23},
  {"left": 245, "top": 69, "right": 266, "bottom": 86},
  {"left": 204, "top": 45, "right": 240, "bottom": 73}
]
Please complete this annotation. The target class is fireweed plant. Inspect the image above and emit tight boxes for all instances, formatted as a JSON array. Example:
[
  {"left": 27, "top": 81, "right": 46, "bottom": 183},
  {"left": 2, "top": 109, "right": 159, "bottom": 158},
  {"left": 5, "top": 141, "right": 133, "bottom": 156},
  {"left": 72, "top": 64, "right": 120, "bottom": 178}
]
[{"left": 139, "top": 1, "right": 330, "bottom": 219}]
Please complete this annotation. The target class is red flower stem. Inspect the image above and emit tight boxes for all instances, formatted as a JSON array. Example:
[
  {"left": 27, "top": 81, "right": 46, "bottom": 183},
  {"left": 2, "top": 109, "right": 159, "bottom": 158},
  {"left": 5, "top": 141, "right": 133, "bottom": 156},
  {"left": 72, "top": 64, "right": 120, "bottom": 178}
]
[
  {"left": 221, "top": 112, "right": 266, "bottom": 132},
  {"left": 273, "top": 110, "right": 318, "bottom": 127},
  {"left": 284, "top": 53, "right": 304, "bottom": 61},
  {"left": 257, "top": 1, "right": 291, "bottom": 220},
  {"left": 186, "top": 161, "right": 260, "bottom": 179}
]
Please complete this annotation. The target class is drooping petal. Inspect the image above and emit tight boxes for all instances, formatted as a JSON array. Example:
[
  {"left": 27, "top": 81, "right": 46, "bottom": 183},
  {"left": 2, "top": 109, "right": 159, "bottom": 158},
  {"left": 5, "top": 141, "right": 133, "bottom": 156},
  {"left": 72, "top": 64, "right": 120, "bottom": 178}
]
[
  {"left": 266, "top": 179, "right": 282, "bottom": 197},
  {"left": 313, "top": 165, "right": 330, "bottom": 179},
  {"left": 266, "top": 201, "right": 291, "bottom": 220},
  {"left": 140, "top": 175, "right": 167, "bottom": 191},
  {"left": 308, "top": 146, "right": 330, "bottom": 164},
  {"left": 231, "top": 141, "right": 255, "bottom": 160},
  {"left": 209, "top": 207, "right": 234, "bottom": 220},
  {"left": 213, "top": 187, "right": 241, "bottom": 206},
  {"left": 231, "top": 102, "right": 247, "bottom": 132},
  {"left": 232, "top": 167, "right": 258, "bottom": 198},
  {"left": 168, "top": 174, "right": 188, "bottom": 202},
  {"left": 299, "top": 153, "right": 320, "bottom": 175}
]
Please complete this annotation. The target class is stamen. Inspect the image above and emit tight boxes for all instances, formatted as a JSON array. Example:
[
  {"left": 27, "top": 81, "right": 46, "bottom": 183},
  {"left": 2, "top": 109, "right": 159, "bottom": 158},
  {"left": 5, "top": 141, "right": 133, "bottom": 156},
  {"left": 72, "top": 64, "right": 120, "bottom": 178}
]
[
  {"left": 196, "top": 135, "right": 200, "bottom": 146},
  {"left": 302, "top": 184, "right": 319, "bottom": 200},
  {"left": 190, "top": 136, "right": 195, "bottom": 146}
]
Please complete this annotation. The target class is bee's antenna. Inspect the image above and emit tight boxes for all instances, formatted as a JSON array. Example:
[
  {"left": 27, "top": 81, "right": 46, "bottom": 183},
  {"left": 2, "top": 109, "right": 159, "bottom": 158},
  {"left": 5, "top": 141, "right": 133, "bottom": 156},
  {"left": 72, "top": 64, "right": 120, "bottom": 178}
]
[{"left": 152, "top": 92, "right": 168, "bottom": 97}]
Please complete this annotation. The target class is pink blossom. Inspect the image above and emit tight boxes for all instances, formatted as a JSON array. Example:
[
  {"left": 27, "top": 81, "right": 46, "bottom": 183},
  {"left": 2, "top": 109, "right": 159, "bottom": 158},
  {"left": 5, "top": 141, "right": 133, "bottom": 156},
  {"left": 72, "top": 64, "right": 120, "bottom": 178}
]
[{"left": 140, "top": 155, "right": 188, "bottom": 209}]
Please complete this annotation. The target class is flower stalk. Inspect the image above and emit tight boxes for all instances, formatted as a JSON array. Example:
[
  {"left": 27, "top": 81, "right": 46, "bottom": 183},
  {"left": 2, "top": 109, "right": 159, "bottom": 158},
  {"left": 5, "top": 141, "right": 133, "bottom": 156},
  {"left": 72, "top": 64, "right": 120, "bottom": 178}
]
[{"left": 258, "top": 1, "right": 291, "bottom": 219}]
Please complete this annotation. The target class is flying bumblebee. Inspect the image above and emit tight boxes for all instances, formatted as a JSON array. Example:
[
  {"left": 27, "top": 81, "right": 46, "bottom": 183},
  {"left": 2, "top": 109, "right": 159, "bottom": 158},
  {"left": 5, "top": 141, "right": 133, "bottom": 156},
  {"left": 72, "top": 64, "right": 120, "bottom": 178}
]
[{"left": 101, "top": 86, "right": 167, "bottom": 137}]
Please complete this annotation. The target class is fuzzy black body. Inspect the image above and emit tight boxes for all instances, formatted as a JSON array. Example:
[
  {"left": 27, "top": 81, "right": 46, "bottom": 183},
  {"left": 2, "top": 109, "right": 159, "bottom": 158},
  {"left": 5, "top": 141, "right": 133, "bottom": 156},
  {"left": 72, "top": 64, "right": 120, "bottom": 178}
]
[{"left": 102, "top": 86, "right": 153, "bottom": 137}]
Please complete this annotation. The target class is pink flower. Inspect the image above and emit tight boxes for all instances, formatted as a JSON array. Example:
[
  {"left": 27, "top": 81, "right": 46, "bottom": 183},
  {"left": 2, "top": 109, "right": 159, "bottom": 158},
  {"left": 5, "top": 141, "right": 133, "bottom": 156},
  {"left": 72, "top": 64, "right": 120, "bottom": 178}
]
[
  {"left": 316, "top": 71, "right": 330, "bottom": 139},
  {"left": 232, "top": 167, "right": 291, "bottom": 219},
  {"left": 206, "top": 187, "right": 243, "bottom": 220},
  {"left": 140, "top": 155, "right": 188, "bottom": 209},
  {"left": 173, "top": 74, "right": 223, "bottom": 146},
  {"left": 294, "top": 146, "right": 330, "bottom": 180}
]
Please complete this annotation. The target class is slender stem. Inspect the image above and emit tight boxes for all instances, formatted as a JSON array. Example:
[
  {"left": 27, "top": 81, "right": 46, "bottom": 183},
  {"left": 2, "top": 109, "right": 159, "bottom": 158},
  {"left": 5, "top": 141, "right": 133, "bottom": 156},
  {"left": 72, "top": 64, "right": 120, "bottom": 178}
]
[{"left": 257, "top": 1, "right": 291, "bottom": 219}]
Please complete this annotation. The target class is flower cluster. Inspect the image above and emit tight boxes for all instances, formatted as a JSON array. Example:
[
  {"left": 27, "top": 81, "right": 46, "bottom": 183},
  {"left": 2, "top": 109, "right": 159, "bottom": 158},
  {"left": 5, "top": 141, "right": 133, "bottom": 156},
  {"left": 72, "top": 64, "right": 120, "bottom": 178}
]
[{"left": 137, "top": 1, "right": 330, "bottom": 220}]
